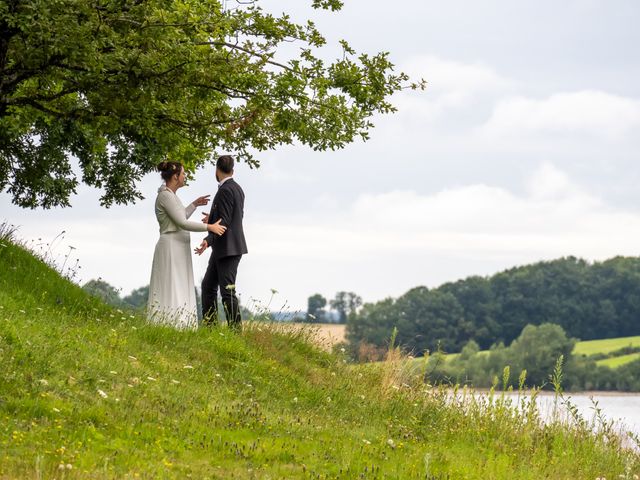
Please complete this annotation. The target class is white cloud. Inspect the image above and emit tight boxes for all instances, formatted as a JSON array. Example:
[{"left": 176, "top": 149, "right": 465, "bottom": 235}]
[
  {"left": 388, "top": 55, "right": 514, "bottom": 124},
  {"left": 479, "top": 90, "right": 640, "bottom": 141},
  {"left": 246, "top": 163, "right": 640, "bottom": 306}
]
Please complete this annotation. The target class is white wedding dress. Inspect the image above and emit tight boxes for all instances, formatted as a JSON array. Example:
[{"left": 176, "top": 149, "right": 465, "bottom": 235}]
[{"left": 148, "top": 185, "right": 208, "bottom": 329}]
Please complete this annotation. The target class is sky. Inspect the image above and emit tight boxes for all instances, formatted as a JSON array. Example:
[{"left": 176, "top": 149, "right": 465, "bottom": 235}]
[{"left": 2, "top": 0, "right": 640, "bottom": 313}]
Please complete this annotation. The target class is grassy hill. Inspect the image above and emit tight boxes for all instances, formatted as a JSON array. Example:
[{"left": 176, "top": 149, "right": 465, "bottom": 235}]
[{"left": 1, "top": 233, "right": 639, "bottom": 478}]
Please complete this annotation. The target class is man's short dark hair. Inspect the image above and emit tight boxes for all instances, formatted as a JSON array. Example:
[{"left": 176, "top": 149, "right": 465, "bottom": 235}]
[{"left": 217, "top": 155, "right": 234, "bottom": 174}]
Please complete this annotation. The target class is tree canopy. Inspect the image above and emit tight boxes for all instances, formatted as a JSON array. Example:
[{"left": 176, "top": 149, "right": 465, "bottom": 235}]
[{"left": 1, "top": 0, "right": 420, "bottom": 208}]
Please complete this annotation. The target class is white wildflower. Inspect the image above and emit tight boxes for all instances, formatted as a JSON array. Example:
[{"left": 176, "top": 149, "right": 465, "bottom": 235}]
[
  {"left": 109, "top": 371, "right": 117, "bottom": 375},
  {"left": 293, "top": 397, "right": 298, "bottom": 403},
  {"left": 183, "top": 365, "right": 194, "bottom": 369},
  {"left": 387, "top": 439, "right": 396, "bottom": 449},
  {"left": 97, "top": 389, "right": 108, "bottom": 399},
  {"left": 66, "top": 464, "right": 73, "bottom": 470},
  {"left": 38, "top": 379, "right": 49, "bottom": 386},
  {"left": 146, "top": 376, "right": 157, "bottom": 382},
  {"left": 363, "top": 439, "right": 371, "bottom": 445}
]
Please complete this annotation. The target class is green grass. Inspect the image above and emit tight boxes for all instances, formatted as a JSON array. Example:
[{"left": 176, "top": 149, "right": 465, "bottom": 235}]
[
  {"left": 597, "top": 352, "right": 640, "bottom": 368},
  {"left": 1, "top": 234, "right": 639, "bottom": 479},
  {"left": 574, "top": 336, "right": 640, "bottom": 356}
]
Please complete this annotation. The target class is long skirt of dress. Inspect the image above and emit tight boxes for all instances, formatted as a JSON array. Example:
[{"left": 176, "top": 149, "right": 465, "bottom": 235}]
[{"left": 147, "top": 231, "right": 198, "bottom": 329}]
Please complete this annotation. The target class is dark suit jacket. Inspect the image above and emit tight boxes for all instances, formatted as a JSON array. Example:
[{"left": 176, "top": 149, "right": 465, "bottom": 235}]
[{"left": 205, "top": 178, "right": 248, "bottom": 259}]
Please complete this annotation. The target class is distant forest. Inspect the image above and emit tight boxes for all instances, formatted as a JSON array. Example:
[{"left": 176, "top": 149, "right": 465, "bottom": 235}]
[{"left": 347, "top": 256, "right": 640, "bottom": 356}]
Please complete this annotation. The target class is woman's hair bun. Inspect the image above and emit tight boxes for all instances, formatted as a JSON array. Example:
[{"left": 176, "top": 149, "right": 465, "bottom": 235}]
[{"left": 157, "top": 161, "right": 183, "bottom": 181}]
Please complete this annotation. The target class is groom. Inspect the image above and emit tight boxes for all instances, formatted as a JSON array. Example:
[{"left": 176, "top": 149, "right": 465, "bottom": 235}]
[{"left": 195, "top": 155, "right": 248, "bottom": 329}]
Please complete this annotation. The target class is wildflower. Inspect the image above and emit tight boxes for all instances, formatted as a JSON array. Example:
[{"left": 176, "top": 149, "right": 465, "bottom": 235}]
[
  {"left": 363, "top": 439, "right": 371, "bottom": 445},
  {"left": 109, "top": 371, "right": 117, "bottom": 375},
  {"left": 38, "top": 379, "right": 49, "bottom": 386},
  {"left": 340, "top": 348, "right": 346, "bottom": 353},
  {"left": 52, "top": 408, "right": 60, "bottom": 413},
  {"left": 66, "top": 464, "right": 73, "bottom": 470},
  {"left": 215, "top": 373, "right": 221, "bottom": 378},
  {"left": 293, "top": 397, "right": 298, "bottom": 403},
  {"left": 128, "top": 355, "right": 137, "bottom": 361},
  {"left": 387, "top": 439, "right": 396, "bottom": 449},
  {"left": 326, "top": 396, "right": 332, "bottom": 403},
  {"left": 146, "top": 376, "right": 157, "bottom": 382},
  {"left": 97, "top": 390, "right": 108, "bottom": 399},
  {"left": 183, "top": 365, "right": 194, "bottom": 369},
  {"left": 360, "top": 395, "right": 365, "bottom": 400}
]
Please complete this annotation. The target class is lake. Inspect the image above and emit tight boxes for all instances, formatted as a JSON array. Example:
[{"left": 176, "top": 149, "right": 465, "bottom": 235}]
[{"left": 492, "top": 391, "right": 640, "bottom": 446}]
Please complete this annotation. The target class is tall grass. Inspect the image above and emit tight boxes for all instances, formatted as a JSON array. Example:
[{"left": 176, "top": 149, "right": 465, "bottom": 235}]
[{"left": 1, "top": 234, "right": 639, "bottom": 478}]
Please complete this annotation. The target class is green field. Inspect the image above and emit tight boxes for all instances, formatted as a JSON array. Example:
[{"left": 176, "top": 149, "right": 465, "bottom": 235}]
[
  {"left": 435, "top": 336, "right": 640, "bottom": 369},
  {"left": 1, "top": 233, "right": 639, "bottom": 478},
  {"left": 574, "top": 336, "right": 640, "bottom": 356},
  {"left": 596, "top": 352, "right": 640, "bottom": 368}
]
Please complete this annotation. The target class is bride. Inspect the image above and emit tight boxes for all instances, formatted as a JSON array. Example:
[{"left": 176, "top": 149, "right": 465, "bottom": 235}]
[{"left": 148, "top": 161, "right": 226, "bottom": 328}]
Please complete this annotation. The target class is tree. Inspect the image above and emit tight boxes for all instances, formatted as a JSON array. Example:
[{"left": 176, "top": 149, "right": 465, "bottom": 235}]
[
  {"left": 82, "top": 278, "right": 122, "bottom": 307},
  {"left": 122, "top": 285, "right": 149, "bottom": 309},
  {"left": 1, "top": 0, "right": 423, "bottom": 208},
  {"left": 508, "top": 323, "right": 576, "bottom": 387},
  {"left": 329, "top": 291, "right": 362, "bottom": 323},
  {"left": 306, "top": 293, "right": 327, "bottom": 323}
]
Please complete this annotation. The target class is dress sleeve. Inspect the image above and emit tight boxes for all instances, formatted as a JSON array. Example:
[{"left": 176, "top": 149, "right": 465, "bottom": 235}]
[
  {"left": 185, "top": 202, "right": 196, "bottom": 219},
  {"left": 160, "top": 192, "right": 207, "bottom": 232}
]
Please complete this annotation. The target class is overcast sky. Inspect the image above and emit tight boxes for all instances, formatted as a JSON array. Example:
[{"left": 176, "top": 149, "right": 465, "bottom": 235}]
[{"left": 2, "top": 0, "right": 640, "bottom": 313}]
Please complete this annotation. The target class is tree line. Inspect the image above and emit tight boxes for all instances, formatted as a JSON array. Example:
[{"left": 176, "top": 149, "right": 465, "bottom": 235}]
[
  {"left": 346, "top": 256, "right": 640, "bottom": 359},
  {"left": 426, "top": 323, "right": 640, "bottom": 391}
]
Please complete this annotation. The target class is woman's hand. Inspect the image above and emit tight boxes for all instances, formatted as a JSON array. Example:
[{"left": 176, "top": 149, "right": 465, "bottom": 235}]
[
  {"left": 192, "top": 195, "right": 210, "bottom": 207},
  {"left": 207, "top": 219, "right": 226, "bottom": 236}
]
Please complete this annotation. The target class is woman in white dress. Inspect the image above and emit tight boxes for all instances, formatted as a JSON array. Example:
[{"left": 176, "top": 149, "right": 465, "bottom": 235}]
[{"left": 148, "top": 161, "right": 226, "bottom": 328}]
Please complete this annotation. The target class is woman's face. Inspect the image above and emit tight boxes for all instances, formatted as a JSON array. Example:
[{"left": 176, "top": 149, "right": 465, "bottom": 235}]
[{"left": 175, "top": 167, "right": 186, "bottom": 188}]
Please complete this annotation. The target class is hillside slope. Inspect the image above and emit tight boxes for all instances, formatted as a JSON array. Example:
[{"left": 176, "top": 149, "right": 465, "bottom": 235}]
[{"left": 1, "top": 236, "right": 638, "bottom": 479}]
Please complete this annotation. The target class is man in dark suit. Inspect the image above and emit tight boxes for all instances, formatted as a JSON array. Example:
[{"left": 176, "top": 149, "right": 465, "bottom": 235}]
[{"left": 195, "top": 155, "right": 248, "bottom": 329}]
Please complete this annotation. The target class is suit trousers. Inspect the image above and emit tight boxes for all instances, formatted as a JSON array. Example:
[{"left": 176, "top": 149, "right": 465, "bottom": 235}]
[{"left": 201, "top": 254, "right": 242, "bottom": 328}]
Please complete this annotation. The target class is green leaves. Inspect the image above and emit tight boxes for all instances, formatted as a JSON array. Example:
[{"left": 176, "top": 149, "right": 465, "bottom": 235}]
[{"left": 1, "top": 0, "right": 414, "bottom": 208}]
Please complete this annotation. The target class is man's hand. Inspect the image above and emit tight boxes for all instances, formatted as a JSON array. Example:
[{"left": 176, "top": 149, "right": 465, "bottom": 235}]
[
  {"left": 194, "top": 239, "right": 208, "bottom": 255},
  {"left": 201, "top": 212, "right": 209, "bottom": 224},
  {"left": 192, "top": 195, "right": 211, "bottom": 207}
]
